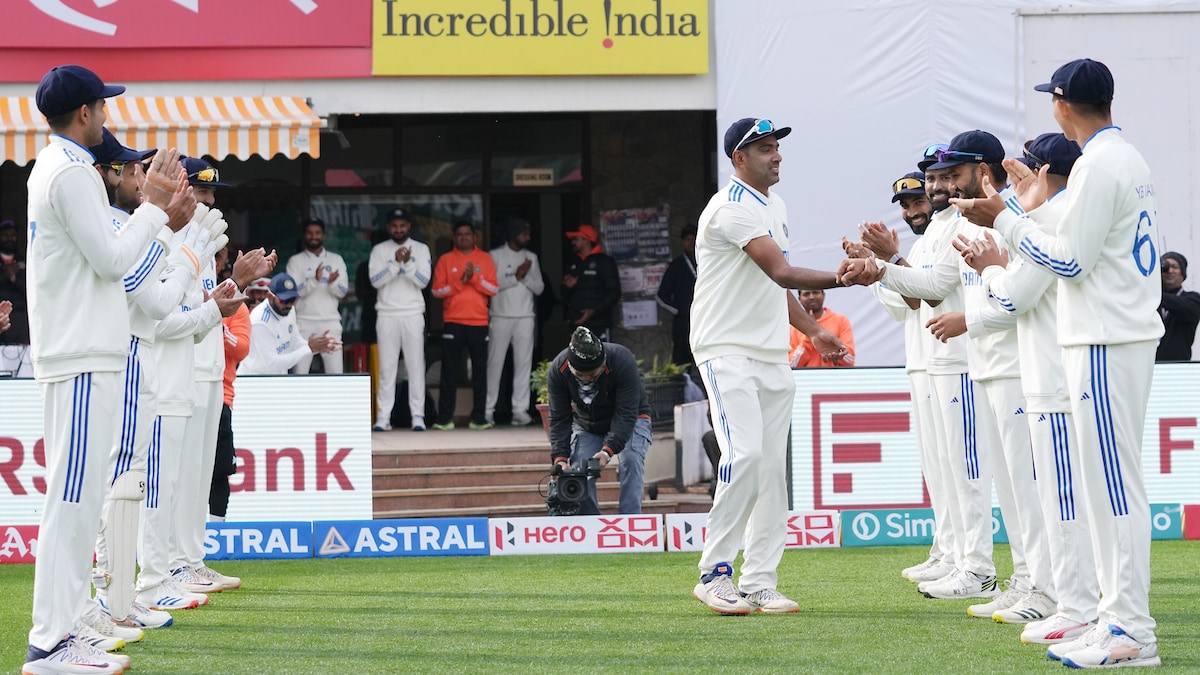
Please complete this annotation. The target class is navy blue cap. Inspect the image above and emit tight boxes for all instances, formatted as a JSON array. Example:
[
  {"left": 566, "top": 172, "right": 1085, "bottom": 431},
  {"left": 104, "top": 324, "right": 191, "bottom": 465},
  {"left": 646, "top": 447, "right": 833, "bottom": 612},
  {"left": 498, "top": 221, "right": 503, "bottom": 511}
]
[
  {"left": 388, "top": 208, "right": 411, "bottom": 222},
  {"left": 1035, "top": 59, "right": 1114, "bottom": 103},
  {"left": 269, "top": 273, "right": 300, "bottom": 301},
  {"left": 917, "top": 143, "right": 948, "bottom": 172},
  {"left": 35, "top": 65, "right": 125, "bottom": 118},
  {"left": 927, "top": 130, "right": 1005, "bottom": 171},
  {"left": 723, "top": 117, "right": 792, "bottom": 158},
  {"left": 1025, "top": 133, "right": 1082, "bottom": 177},
  {"left": 182, "top": 157, "right": 229, "bottom": 188},
  {"left": 90, "top": 128, "right": 156, "bottom": 165},
  {"left": 891, "top": 171, "right": 927, "bottom": 203}
]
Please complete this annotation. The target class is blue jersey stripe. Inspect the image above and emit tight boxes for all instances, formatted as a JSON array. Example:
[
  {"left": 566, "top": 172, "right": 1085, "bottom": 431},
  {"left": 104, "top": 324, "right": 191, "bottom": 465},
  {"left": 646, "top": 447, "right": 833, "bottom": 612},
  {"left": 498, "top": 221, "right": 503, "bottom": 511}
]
[
  {"left": 124, "top": 243, "right": 165, "bottom": 293},
  {"left": 705, "top": 361, "right": 735, "bottom": 484},
  {"left": 730, "top": 178, "right": 768, "bottom": 206},
  {"left": 1090, "top": 346, "right": 1128, "bottom": 516},
  {"left": 1019, "top": 238, "right": 1081, "bottom": 277}
]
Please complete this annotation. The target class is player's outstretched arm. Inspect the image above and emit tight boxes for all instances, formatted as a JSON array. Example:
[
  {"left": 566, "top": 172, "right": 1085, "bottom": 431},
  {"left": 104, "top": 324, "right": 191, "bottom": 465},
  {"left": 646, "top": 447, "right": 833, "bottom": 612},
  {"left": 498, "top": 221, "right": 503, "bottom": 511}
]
[{"left": 744, "top": 236, "right": 841, "bottom": 290}]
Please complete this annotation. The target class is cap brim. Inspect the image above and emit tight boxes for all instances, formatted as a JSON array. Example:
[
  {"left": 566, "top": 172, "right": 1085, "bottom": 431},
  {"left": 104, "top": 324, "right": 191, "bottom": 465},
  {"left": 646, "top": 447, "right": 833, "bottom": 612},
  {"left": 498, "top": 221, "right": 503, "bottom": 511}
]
[
  {"left": 191, "top": 181, "right": 231, "bottom": 188},
  {"left": 891, "top": 189, "right": 926, "bottom": 203},
  {"left": 275, "top": 292, "right": 299, "bottom": 302},
  {"left": 140, "top": 149, "right": 157, "bottom": 161},
  {"left": 917, "top": 159, "right": 936, "bottom": 172},
  {"left": 1033, "top": 82, "right": 1055, "bottom": 93},
  {"left": 926, "top": 160, "right": 966, "bottom": 171},
  {"left": 100, "top": 84, "right": 126, "bottom": 99},
  {"left": 736, "top": 126, "right": 793, "bottom": 154}
]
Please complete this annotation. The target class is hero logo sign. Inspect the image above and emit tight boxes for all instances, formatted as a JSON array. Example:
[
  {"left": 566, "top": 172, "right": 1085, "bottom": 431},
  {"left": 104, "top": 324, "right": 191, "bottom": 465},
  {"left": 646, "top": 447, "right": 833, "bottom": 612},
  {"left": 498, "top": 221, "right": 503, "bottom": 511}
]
[{"left": 811, "top": 393, "right": 928, "bottom": 510}]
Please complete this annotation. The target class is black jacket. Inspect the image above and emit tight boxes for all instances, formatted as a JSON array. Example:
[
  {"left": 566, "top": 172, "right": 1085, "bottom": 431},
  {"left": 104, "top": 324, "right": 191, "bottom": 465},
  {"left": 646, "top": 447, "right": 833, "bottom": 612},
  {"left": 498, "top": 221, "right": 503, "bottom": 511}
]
[
  {"left": 548, "top": 342, "right": 651, "bottom": 462},
  {"left": 563, "top": 251, "right": 620, "bottom": 332},
  {"left": 1156, "top": 288, "right": 1200, "bottom": 362}
]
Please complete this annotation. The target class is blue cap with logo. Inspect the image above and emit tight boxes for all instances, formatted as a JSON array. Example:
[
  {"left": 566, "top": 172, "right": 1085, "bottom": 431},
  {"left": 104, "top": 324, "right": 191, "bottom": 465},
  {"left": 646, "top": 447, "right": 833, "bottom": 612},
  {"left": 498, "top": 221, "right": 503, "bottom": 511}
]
[
  {"left": 723, "top": 117, "right": 792, "bottom": 158},
  {"left": 1024, "top": 132, "right": 1082, "bottom": 177},
  {"left": 35, "top": 65, "right": 125, "bottom": 118},
  {"left": 1034, "top": 58, "right": 1114, "bottom": 103},
  {"left": 926, "top": 130, "right": 1005, "bottom": 171},
  {"left": 182, "top": 157, "right": 230, "bottom": 188},
  {"left": 269, "top": 273, "right": 300, "bottom": 302},
  {"left": 90, "top": 128, "right": 156, "bottom": 165}
]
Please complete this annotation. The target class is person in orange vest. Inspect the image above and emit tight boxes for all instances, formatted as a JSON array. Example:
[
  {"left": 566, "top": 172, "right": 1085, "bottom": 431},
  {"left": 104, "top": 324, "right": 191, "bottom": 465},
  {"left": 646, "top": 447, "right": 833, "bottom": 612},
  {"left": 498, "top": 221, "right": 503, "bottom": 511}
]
[
  {"left": 431, "top": 222, "right": 499, "bottom": 429},
  {"left": 788, "top": 289, "right": 856, "bottom": 367}
]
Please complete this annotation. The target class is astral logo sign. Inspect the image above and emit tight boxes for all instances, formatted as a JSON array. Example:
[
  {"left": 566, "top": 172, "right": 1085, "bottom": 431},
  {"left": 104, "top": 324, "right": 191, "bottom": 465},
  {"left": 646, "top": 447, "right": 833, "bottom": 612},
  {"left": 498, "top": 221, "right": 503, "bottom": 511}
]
[
  {"left": 203, "top": 522, "right": 312, "bottom": 560},
  {"left": 372, "top": 0, "right": 709, "bottom": 75},
  {"left": 314, "top": 519, "right": 489, "bottom": 558}
]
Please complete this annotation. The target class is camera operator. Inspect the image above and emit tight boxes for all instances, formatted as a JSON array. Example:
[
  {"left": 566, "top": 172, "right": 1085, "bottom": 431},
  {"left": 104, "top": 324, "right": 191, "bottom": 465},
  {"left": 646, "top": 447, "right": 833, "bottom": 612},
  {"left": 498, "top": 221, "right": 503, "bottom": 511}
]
[{"left": 549, "top": 326, "right": 653, "bottom": 514}]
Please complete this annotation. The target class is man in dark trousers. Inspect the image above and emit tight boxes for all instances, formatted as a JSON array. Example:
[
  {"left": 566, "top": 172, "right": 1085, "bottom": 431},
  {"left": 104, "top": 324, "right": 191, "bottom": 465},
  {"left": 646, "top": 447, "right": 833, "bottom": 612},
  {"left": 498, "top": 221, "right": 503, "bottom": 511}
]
[
  {"left": 548, "top": 327, "right": 652, "bottom": 514},
  {"left": 656, "top": 225, "right": 697, "bottom": 365},
  {"left": 563, "top": 225, "right": 620, "bottom": 340},
  {"left": 1157, "top": 251, "right": 1200, "bottom": 362}
]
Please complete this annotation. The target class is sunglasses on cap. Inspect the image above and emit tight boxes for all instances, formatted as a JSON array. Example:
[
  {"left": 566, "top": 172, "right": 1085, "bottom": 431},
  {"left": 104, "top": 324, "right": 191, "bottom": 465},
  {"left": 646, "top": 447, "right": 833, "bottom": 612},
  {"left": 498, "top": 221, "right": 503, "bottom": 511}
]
[
  {"left": 190, "top": 167, "right": 221, "bottom": 184},
  {"left": 892, "top": 177, "right": 924, "bottom": 193},
  {"left": 734, "top": 119, "right": 777, "bottom": 153},
  {"left": 1022, "top": 140, "right": 1048, "bottom": 170},
  {"left": 935, "top": 148, "right": 986, "bottom": 164},
  {"left": 922, "top": 143, "right": 949, "bottom": 161}
]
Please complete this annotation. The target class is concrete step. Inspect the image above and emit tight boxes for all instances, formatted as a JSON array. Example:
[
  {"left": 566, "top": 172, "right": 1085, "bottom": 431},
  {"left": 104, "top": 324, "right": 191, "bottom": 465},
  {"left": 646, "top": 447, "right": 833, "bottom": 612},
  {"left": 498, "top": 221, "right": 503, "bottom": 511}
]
[
  {"left": 372, "top": 480, "right": 624, "bottom": 512},
  {"left": 372, "top": 446, "right": 551, "bottom": 469},
  {"left": 373, "top": 464, "right": 559, "bottom": 490},
  {"left": 372, "top": 483, "right": 712, "bottom": 519}
]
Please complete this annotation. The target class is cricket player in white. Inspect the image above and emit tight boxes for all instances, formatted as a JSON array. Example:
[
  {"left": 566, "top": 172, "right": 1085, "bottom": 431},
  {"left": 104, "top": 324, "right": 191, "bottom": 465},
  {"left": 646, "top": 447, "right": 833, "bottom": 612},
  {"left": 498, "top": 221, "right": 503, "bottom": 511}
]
[
  {"left": 286, "top": 217, "right": 348, "bottom": 374},
  {"left": 24, "top": 64, "right": 193, "bottom": 675},
  {"left": 691, "top": 118, "right": 865, "bottom": 615},
  {"left": 240, "top": 273, "right": 342, "bottom": 375},
  {"left": 957, "top": 58, "right": 1161, "bottom": 668},
  {"left": 485, "top": 218, "right": 544, "bottom": 426},
  {"left": 958, "top": 131, "right": 1099, "bottom": 645}
]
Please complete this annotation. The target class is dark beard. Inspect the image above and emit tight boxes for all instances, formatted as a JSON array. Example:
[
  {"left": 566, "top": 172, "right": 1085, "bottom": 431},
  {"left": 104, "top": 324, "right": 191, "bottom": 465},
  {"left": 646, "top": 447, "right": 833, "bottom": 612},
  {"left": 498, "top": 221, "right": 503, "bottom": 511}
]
[{"left": 391, "top": 234, "right": 409, "bottom": 245}]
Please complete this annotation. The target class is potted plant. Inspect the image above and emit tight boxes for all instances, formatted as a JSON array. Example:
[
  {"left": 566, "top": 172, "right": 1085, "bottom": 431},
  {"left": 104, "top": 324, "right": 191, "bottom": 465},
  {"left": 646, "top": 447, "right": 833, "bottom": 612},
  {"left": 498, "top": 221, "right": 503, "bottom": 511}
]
[
  {"left": 641, "top": 356, "right": 691, "bottom": 431},
  {"left": 531, "top": 360, "right": 552, "bottom": 437}
]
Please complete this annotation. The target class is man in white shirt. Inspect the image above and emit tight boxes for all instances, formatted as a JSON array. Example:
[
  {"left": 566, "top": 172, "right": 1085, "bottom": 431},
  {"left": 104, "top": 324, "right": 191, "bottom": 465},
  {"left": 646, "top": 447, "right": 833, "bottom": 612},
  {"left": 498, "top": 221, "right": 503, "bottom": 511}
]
[
  {"left": 369, "top": 208, "right": 432, "bottom": 432},
  {"left": 286, "top": 217, "right": 348, "bottom": 374},
  {"left": 240, "top": 273, "right": 340, "bottom": 375},
  {"left": 956, "top": 58, "right": 1162, "bottom": 668},
  {"left": 24, "top": 64, "right": 193, "bottom": 675},
  {"left": 485, "top": 218, "right": 544, "bottom": 426}
]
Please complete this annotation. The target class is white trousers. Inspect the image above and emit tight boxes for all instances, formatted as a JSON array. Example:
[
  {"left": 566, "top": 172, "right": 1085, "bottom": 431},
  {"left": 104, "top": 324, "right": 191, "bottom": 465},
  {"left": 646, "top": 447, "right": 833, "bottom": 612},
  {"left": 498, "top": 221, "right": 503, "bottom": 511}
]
[
  {"left": 1064, "top": 342, "right": 1156, "bottom": 643},
  {"left": 910, "top": 371, "right": 956, "bottom": 564},
  {"left": 376, "top": 314, "right": 426, "bottom": 424},
  {"left": 1028, "top": 410, "right": 1100, "bottom": 623},
  {"left": 697, "top": 356, "right": 794, "bottom": 594},
  {"left": 294, "top": 318, "right": 343, "bottom": 374},
  {"left": 171, "top": 379, "right": 221, "bottom": 570},
  {"left": 137, "top": 414, "right": 184, "bottom": 593},
  {"left": 30, "top": 372, "right": 121, "bottom": 651},
  {"left": 485, "top": 316, "right": 535, "bottom": 421},
  {"left": 928, "top": 372, "right": 994, "bottom": 577}
]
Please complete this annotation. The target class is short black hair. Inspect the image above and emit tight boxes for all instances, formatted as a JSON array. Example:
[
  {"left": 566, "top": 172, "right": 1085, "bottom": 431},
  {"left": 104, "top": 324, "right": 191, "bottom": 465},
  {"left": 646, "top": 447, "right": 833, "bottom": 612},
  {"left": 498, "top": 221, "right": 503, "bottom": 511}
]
[
  {"left": 681, "top": 225, "right": 697, "bottom": 238},
  {"left": 302, "top": 217, "right": 325, "bottom": 232},
  {"left": 1054, "top": 95, "right": 1112, "bottom": 120},
  {"left": 45, "top": 99, "right": 99, "bottom": 133},
  {"left": 453, "top": 221, "right": 475, "bottom": 234},
  {"left": 984, "top": 161, "right": 1008, "bottom": 188}
]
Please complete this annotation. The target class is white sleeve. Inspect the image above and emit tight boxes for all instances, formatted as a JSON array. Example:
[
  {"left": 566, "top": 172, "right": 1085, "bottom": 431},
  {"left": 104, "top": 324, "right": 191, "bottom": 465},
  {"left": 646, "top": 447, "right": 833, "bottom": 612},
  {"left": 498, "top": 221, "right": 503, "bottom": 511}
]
[
  {"left": 708, "top": 203, "right": 769, "bottom": 249},
  {"left": 287, "top": 254, "right": 316, "bottom": 298},
  {"left": 132, "top": 257, "right": 199, "bottom": 321},
  {"left": 156, "top": 298, "right": 221, "bottom": 341},
  {"left": 521, "top": 254, "right": 545, "bottom": 296},
  {"left": 245, "top": 321, "right": 311, "bottom": 374},
  {"left": 965, "top": 298, "right": 1018, "bottom": 337},
  {"left": 332, "top": 255, "right": 349, "bottom": 299},
  {"left": 878, "top": 249, "right": 960, "bottom": 301},
  {"left": 981, "top": 257, "right": 1056, "bottom": 315},
  {"left": 870, "top": 282, "right": 911, "bottom": 322}
]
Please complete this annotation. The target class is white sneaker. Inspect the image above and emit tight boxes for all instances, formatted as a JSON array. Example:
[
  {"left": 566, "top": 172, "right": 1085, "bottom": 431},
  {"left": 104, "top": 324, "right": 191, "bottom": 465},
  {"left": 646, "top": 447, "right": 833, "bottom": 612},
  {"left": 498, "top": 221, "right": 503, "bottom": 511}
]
[
  {"left": 916, "top": 566, "right": 961, "bottom": 594},
  {"left": 993, "top": 588, "right": 1057, "bottom": 624},
  {"left": 742, "top": 588, "right": 799, "bottom": 614},
  {"left": 512, "top": 412, "right": 533, "bottom": 426},
  {"left": 70, "top": 636, "right": 131, "bottom": 669},
  {"left": 191, "top": 564, "right": 242, "bottom": 590},
  {"left": 171, "top": 565, "right": 221, "bottom": 593},
  {"left": 1061, "top": 624, "right": 1161, "bottom": 669},
  {"left": 909, "top": 559, "right": 956, "bottom": 584},
  {"left": 967, "top": 576, "right": 1028, "bottom": 618},
  {"left": 22, "top": 636, "right": 125, "bottom": 675},
  {"left": 1047, "top": 623, "right": 1111, "bottom": 661},
  {"left": 1021, "top": 613, "right": 1095, "bottom": 644},
  {"left": 693, "top": 562, "right": 752, "bottom": 615},
  {"left": 922, "top": 569, "right": 999, "bottom": 600},
  {"left": 80, "top": 602, "right": 142, "bottom": 646},
  {"left": 137, "top": 579, "right": 208, "bottom": 610},
  {"left": 100, "top": 595, "right": 173, "bottom": 629},
  {"left": 70, "top": 621, "right": 124, "bottom": 654},
  {"left": 901, "top": 557, "right": 936, "bottom": 581}
]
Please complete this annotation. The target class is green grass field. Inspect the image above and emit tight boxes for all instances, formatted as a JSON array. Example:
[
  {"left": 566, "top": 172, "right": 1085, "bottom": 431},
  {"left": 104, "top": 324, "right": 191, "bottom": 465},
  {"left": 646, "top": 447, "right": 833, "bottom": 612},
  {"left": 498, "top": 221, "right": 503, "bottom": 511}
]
[{"left": 3, "top": 542, "right": 1198, "bottom": 673}]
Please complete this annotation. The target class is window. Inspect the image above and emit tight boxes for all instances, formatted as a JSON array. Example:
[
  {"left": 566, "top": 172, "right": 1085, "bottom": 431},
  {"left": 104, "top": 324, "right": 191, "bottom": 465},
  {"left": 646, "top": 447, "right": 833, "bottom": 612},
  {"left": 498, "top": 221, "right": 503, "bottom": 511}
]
[{"left": 401, "top": 121, "right": 484, "bottom": 187}]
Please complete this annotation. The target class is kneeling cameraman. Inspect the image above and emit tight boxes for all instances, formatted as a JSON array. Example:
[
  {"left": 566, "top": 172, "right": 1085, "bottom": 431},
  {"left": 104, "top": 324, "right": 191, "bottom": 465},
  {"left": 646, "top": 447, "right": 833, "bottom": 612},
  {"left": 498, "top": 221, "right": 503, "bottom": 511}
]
[{"left": 549, "top": 327, "right": 652, "bottom": 514}]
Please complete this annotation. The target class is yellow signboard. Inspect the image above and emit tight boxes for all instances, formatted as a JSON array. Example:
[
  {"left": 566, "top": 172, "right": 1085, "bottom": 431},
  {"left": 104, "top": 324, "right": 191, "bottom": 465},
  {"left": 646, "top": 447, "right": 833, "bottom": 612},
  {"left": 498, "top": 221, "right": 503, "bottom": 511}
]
[{"left": 373, "top": 0, "right": 709, "bottom": 76}]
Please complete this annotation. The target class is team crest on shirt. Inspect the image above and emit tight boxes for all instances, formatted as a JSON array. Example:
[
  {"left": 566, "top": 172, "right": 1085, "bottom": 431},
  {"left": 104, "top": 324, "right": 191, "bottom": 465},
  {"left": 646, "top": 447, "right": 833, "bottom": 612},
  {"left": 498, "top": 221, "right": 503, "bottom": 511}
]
[
  {"left": 782, "top": 222, "right": 789, "bottom": 238},
  {"left": 288, "top": 324, "right": 294, "bottom": 334}
]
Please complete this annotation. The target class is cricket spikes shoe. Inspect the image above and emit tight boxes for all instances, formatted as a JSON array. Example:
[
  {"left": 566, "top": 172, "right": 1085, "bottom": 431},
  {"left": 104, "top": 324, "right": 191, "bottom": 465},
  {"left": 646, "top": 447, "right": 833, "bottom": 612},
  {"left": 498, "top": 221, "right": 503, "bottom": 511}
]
[
  {"left": 1020, "top": 614, "right": 1095, "bottom": 644},
  {"left": 1047, "top": 623, "right": 1111, "bottom": 662},
  {"left": 100, "top": 595, "right": 173, "bottom": 629},
  {"left": 71, "top": 636, "right": 131, "bottom": 669},
  {"left": 902, "top": 556, "right": 937, "bottom": 582},
  {"left": 191, "top": 564, "right": 242, "bottom": 590},
  {"left": 22, "top": 637, "right": 125, "bottom": 675},
  {"left": 80, "top": 602, "right": 142, "bottom": 646},
  {"left": 993, "top": 588, "right": 1057, "bottom": 624},
  {"left": 70, "top": 621, "right": 125, "bottom": 654},
  {"left": 742, "top": 588, "right": 800, "bottom": 614},
  {"left": 966, "top": 576, "right": 1027, "bottom": 618},
  {"left": 922, "top": 570, "right": 999, "bottom": 600},
  {"left": 137, "top": 579, "right": 207, "bottom": 610},
  {"left": 171, "top": 565, "right": 221, "bottom": 593},
  {"left": 693, "top": 562, "right": 752, "bottom": 615},
  {"left": 1061, "top": 624, "right": 1161, "bottom": 669}
]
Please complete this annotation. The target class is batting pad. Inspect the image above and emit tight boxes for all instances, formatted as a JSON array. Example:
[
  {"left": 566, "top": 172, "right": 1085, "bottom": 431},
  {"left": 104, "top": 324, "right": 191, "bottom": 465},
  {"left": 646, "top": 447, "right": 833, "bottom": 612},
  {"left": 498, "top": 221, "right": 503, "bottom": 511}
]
[{"left": 103, "top": 470, "right": 146, "bottom": 621}]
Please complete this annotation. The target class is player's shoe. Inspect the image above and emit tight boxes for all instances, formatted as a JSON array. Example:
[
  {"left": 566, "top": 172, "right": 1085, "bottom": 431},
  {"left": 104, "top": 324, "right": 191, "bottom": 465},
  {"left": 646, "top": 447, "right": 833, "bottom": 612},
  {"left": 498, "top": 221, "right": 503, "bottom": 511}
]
[
  {"left": 23, "top": 636, "right": 126, "bottom": 675},
  {"left": 910, "top": 559, "right": 956, "bottom": 584},
  {"left": 412, "top": 416, "right": 426, "bottom": 432},
  {"left": 993, "top": 588, "right": 1056, "bottom": 624},
  {"left": 70, "top": 621, "right": 125, "bottom": 653},
  {"left": 917, "top": 567, "right": 960, "bottom": 593},
  {"left": 741, "top": 588, "right": 799, "bottom": 614},
  {"left": 432, "top": 421, "right": 455, "bottom": 431},
  {"left": 1047, "top": 623, "right": 1111, "bottom": 661},
  {"left": 512, "top": 412, "right": 533, "bottom": 426},
  {"left": 80, "top": 602, "right": 142, "bottom": 646},
  {"left": 99, "top": 594, "right": 173, "bottom": 629},
  {"left": 693, "top": 562, "right": 752, "bottom": 615},
  {"left": 469, "top": 421, "right": 495, "bottom": 430},
  {"left": 966, "top": 576, "right": 1027, "bottom": 618},
  {"left": 171, "top": 565, "right": 221, "bottom": 593},
  {"left": 372, "top": 423, "right": 391, "bottom": 432},
  {"left": 1021, "top": 614, "right": 1094, "bottom": 644},
  {"left": 191, "top": 564, "right": 242, "bottom": 590},
  {"left": 922, "top": 569, "right": 999, "bottom": 600},
  {"left": 1061, "top": 624, "right": 1160, "bottom": 669},
  {"left": 902, "top": 556, "right": 936, "bottom": 581},
  {"left": 137, "top": 579, "right": 207, "bottom": 610}
]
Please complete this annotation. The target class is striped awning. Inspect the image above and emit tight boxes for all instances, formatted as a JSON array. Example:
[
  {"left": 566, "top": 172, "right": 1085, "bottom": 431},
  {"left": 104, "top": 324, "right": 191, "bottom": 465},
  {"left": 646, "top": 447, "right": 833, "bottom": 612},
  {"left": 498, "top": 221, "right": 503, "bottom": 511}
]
[{"left": 0, "top": 96, "right": 325, "bottom": 166}]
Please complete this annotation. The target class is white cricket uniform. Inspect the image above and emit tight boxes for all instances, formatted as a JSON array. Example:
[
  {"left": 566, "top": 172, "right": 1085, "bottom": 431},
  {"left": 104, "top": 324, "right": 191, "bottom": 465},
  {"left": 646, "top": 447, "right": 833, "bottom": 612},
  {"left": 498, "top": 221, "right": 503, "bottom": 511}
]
[
  {"left": 485, "top": 244, "right": 544, "bottom": 423},
  {"left": 870, "top": 230, "right": 956, "bottom": 566},
  {"left": 239, "top": 301, "right": 312, "bottom": 375},
  {"left": 26, "top": 134, "right": 171, "bottom": 650},
  {"left": 993, "top": 126, "right": 1161, "bottom": 643},
  {"left": 879, "top": 208, "right": 994, "bottom": 578},
  {"left": 286, "top": 248, "right": 348, "bottom": 374},
  {"left": 958, "top": 222, "right": 1052, "bottom": 597},
  {"left": 369, "top": 238, "right": 432, "bottom": 426},
  {"left": 691, "top": 177, "right": 793, "bottom": 594},
  {"left": 983, "top": 190, "right": 1099, "bottom": 623}
]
